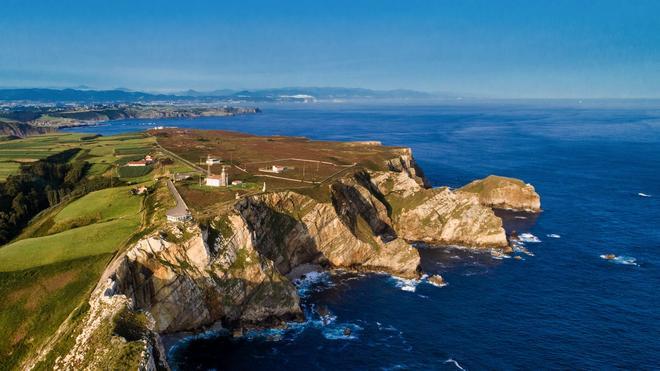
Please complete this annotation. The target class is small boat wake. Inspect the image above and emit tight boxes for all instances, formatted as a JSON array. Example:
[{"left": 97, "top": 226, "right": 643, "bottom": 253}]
[{"left": 637, "top": 193, "right": 652, "bottom": 198}]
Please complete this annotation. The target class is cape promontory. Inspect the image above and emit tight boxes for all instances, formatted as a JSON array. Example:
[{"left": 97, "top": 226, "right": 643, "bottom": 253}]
[{"left": 460, "top": 175, "right": 541, "bottom": 212}]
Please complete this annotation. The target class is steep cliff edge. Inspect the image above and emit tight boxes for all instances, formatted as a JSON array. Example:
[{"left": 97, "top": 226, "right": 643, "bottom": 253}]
[
  {"left": 368, "top": 171, "right": 510, "bottom": 249},
  {"left": 114, "top": 217, "right": 302, "bottom": 333},
  {"left": 27, "top": 147, "right": 541, "bottom": 369},
  {"left": 459, "top": 175, "right": 541, "bottom": 212},
  {"left": 0, "top": 121, "right": 51, "bottom": 137},
  {"left": 236, "top": 190, "right": 420, "bottom": 279}
]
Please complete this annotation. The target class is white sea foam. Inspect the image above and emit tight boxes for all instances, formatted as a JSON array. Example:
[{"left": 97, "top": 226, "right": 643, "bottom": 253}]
[
  {"left": 321, "top": 323, "right": 363, "bottom": 340},
  {"left": 511, "top": 241, "right": 535, "bottom": 256},
  {"left": 518, "top": 233, "right": 541, "bottom": 243},
  {"left": 490, "top": 249, "right": 511, "bottom": 260},
  {"left": 638, "top": 193, "right": 652, "bottom": 198},
  {"left": 546, "top": 234, "right": 561, "bottom": 239},
  {"left": 444, "top": 358, "right": 467, "bottom": 371},
  {"left": 293, "top": 271, "right": 333, "bottom": 297},
  {"left": 390, "top": 276, "right": 421, "bottom": 292},
  {"left": 600, "top": 255, "right": 638, "bottom": 266},
  {"left": 514, "top": 215, "right": 527, "bottom": 219},
  {"left": 244, "top": 327, "right": 287, "bottom": 341}
]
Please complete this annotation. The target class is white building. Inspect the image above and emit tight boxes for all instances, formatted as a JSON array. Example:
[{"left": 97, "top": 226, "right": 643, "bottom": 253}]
[
  {"left": 206, "top": 166, "right": 229, "bottom": 187},
  {"left": 205, "top": 175, "right": 223, "bottom": 187},
  {"left": 271, "top": 165, "right": 285, "bottom": 173},
  {"left": 206, "top": 155, "right": 221, "bottom": 165}
]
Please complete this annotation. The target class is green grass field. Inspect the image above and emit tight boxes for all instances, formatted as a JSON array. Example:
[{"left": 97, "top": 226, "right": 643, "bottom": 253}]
[
  {"left": 0, "top": 185, "right": 143, "bottom": 272},
  {"left": 0, "top": 254, "right": 112, "bottom": 368},
  {"left": 53, "top": 186, "right": 141, "bottom": 226},
  {"left": 0, "top": 218, "right": 139, "bottom": 272},
  {"left": 0, "top": 183, "right": 148, "bottom": 368},
  {"left": 0, "top": 134, "right": 173, "bottom": 369},
  {"left": 118, "top": 165, "right": 153, "bottom": 179},
  {"left": 0, "top": 132, "right": 157, "bottom": 179}
]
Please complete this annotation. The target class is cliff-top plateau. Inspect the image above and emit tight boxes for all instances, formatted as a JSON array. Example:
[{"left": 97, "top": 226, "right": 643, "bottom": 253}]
[{"left": 0, "top": 129, "right": 539, "bottom": 370}]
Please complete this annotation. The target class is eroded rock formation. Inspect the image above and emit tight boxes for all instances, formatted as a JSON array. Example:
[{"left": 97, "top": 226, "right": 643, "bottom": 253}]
[{"left": 459, "top": 175, "right": 541, "bottom": 212}]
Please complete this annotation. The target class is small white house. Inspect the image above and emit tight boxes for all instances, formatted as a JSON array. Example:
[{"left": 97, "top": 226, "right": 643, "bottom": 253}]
[
  {"left": 231, "top": 180, "right": 243, "bottom": 185},
  {"left": 271, "top": 165, "right": 285, "bottom": 173},
  {"left": 206, "top": 175, "right": 222, "bottom": 187},
  {"left": 206, "top": 156, "right": 221, "bottom": 165}
]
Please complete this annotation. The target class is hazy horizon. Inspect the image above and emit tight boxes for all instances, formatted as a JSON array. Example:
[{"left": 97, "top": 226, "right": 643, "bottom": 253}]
[{"left": 2, "top": 0, "right": 659, "bottom": 99}]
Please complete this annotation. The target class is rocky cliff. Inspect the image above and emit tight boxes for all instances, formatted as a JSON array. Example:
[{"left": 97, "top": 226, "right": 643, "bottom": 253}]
[
  {"left": 32, "top": 150, "right": 540, "bottom": 369},
  {"left": 105, "top": 162, "right": 526, "bottom": 336},
  {"left": 114, "top": 216, "right": 302, "bottom": 333},
  {"left": 459, "top": 175, "right": 541, "bottom": 212},
  {"left": 0, "top": 122, "right": 51, "bottom": 137},
  {"left": 369, "top": 171, "right": 509, "bottom": 249}
]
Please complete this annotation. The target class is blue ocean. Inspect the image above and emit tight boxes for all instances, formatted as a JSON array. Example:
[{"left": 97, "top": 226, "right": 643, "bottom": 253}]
[{"left": 65, "top": 103, "right": 660, "bottom": 370}]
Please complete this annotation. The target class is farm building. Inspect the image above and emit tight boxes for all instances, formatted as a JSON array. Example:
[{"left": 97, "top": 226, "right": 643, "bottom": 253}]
[{"left": 126, "top": 160, "right": 147, "bottom": 167}]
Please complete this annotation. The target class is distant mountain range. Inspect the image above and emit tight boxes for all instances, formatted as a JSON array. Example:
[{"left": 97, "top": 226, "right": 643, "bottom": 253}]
[{"left": 0, "top": 87, "right": 456, "bottom": 103}]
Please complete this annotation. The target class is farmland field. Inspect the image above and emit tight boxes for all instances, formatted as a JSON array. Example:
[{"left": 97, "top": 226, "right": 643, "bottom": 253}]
[{"left": 0, "top": 132, "right": 157, "bottom": 179}]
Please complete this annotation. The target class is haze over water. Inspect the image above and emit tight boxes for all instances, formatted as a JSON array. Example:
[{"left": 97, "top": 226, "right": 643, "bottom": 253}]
[{"left": 66, "top": 103, "right": 660, "bottom": 369}]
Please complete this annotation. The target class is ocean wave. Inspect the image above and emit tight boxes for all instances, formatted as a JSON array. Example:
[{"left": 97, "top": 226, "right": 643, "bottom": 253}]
[
  {"left": 546, "top": 233, "right": 561, "bottom": 238},
  {"left": 511, "top": 241, "right": 535, "bottom": 256},
  {"left": 321, "top": 323, "right": 363, "bottom": 340},
  {"left": 389, "top": 276, "right": 422, "bottom": 292},
  {"left": 244, "top": 327, "right": 288, "bottom": 342},
  {"left": 638, "top": 192, "right": 652, "bottom": 198},
  {"left": 518, "top": 233, "right": 541, "bottom": 243},
  {"left": 293, "top": 271, "right": 333, "bottom": 297},
  {"left": 600, "top": 254, "right": 638, "bottom": 266},
  {"left": 490, "top": 249, "right": 512, "bottom": 260},
  {"left": 444, "top": 358, "right": 467, "bottom": 370}
]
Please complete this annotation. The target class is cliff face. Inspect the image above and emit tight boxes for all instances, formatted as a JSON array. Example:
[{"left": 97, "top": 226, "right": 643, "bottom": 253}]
[
  {"left": 114, "top": 216, "right": 301, "bottom": 333},
  {"left": 109, "top": 160, "right": 525, "bottom": 335},
  {"left": 30, "top": 149, "right": 542, "bottom": 369},
  {"left": 236, "top": 190, "right": 420, "bottom": 279},
  {"left": 459, "top": 175, "right": 541, "bottom": 212},
  {"left": 368, "top": 171, "right": 509, "bottom": 249},
  {"left": 0, "top": 122, "right": 50, "bottom": 137}
]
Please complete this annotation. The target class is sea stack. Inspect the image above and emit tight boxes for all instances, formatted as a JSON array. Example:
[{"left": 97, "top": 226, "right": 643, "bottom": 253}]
[{"left": 459, "top": 175, "right": 541, "bottom": 212}]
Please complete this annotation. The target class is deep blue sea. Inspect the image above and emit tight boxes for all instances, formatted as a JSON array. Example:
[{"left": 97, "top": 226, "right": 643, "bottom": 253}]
[{"left": 65, "top": 103, "right": 660, "bottom": 370}]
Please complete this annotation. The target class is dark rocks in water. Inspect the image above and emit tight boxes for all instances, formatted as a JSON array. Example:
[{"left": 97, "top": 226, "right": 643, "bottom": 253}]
[
  {"left": 343, "top": 327, "right": 352, "bottom": 336},
  {"left": 428, "top": 274, "right": 446, "bottom": 287},
  {"left": 317, "top": 305, "right": 331, "bottom": 325},
  {"left": 232, "top": 328, "right": 244, "bottom": 338}
]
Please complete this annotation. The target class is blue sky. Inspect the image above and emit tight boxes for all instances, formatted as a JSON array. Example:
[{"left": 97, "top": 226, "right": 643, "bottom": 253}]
[{"left": 1, "top": 0, "right": 659, "bottom": 98}]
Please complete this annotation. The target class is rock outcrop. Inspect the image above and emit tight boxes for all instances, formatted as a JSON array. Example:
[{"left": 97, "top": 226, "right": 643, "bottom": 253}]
[
  {"left": 115, "top": 217, "right": 302, "bottom": 333},
  {"left": 459, "top": 175, "right": 541, "bottom": 212},
  {"left": 369, "top": 171, "right": 509, "bottom": 249},
  {"left": 236, "top": 190, "right": 421, "bottom": 279},
  {"left": 0, "top": 122, "right": 51, "bottom": 137},
  {"left": 71, "top": 161, "right": 529, "bottom": 342}
]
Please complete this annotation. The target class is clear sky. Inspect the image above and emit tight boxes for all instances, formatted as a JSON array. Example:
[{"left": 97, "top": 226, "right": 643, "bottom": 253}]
[{"left": 1, "top": 0, "right": 659, "bottom": 98}]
